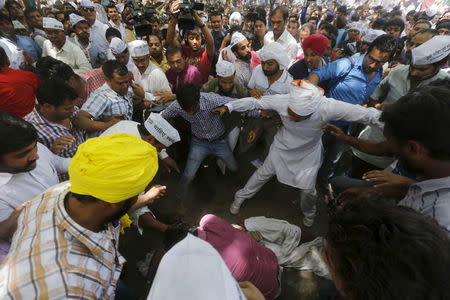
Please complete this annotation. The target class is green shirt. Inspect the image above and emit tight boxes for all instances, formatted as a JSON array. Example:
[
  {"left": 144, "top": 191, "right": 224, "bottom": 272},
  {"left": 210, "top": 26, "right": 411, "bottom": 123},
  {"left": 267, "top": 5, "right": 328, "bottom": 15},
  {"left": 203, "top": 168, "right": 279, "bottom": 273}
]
[{"left": 201, "top": 78, "right": 249, "bottom": 99}]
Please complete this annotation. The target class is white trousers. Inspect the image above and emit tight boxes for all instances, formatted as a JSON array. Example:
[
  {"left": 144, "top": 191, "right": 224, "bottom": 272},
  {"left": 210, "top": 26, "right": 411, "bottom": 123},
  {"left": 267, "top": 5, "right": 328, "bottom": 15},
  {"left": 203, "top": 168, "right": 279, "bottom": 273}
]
[{"left": 234, "top": 154, "right": 317, "bottom": 218}]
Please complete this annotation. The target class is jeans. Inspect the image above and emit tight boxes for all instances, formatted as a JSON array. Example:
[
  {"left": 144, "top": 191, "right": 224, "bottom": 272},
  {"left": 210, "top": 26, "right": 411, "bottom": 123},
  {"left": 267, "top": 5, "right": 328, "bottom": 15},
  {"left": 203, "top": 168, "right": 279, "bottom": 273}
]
[{"left": 178, "top": 138, "right": 238, "bottom": 197}]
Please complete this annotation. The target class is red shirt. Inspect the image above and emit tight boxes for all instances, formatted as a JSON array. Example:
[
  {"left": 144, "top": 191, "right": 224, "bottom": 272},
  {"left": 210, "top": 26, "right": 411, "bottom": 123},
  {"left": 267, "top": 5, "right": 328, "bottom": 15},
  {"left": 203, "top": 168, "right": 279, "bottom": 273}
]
[
  {"left": 0, "top": 67, "right": 40, "bottom": 118},
  {"left": 182, "top": 46, "right": 212, "bottom": 83}
]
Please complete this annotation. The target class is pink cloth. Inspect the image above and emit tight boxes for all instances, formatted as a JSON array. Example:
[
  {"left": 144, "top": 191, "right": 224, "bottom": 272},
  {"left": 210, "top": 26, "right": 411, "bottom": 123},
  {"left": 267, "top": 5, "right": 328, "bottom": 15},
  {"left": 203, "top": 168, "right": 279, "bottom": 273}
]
[
  {"left": 251, "top": 51, "right": 261, "bottom": 69},
  {"left": 165, "top": 64, "right": 203, "bottom": 92},
  {"left": 197, "top": 214, "right": 279, "bottom": 299}
]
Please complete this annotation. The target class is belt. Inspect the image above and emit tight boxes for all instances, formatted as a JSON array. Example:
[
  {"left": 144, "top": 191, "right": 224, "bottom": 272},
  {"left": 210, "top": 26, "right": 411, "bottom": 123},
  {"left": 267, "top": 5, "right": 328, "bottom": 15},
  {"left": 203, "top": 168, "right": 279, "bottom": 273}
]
[{"left": 194, "top": 133, "right": 226, "bottom": 143}]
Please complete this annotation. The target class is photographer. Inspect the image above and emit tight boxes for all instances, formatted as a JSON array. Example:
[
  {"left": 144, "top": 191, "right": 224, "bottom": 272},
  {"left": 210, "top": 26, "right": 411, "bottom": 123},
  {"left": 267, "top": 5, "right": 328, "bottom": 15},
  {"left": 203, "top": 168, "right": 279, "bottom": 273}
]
[{"left": 167, "top": 0, "right": 215, "bottom": 83}]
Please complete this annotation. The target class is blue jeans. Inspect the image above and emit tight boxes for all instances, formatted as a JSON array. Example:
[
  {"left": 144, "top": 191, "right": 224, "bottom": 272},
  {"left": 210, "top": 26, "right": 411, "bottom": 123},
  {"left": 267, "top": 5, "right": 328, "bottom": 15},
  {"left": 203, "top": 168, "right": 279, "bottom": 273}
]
[{"left": 178, "top": 138, "right": 238, "bottom": 197}]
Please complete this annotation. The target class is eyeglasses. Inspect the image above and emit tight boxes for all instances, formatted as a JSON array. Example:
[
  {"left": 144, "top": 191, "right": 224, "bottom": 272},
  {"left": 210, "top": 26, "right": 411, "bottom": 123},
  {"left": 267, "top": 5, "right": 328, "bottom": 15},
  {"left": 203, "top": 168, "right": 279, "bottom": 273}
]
[{"left": 81, "top": 7, "right": 95, "bottom": 12}]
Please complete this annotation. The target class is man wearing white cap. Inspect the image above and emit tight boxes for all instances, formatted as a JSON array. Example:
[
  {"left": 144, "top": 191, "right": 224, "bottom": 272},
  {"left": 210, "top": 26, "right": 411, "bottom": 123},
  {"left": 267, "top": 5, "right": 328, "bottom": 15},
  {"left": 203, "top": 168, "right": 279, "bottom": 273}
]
[
  {"left": 69, "top": 13, "right": 105, "bottom": 67},
  {"left": 128, "top": 40, "right": 172, "bottom": 111},
  {"left": 109, "top": 36, "right": 135, "bottom": 71},
  {"left": 221, "top": 31, "right": 261, "bottom": 87},
  {"left": 248, "top": 42, "right": 293, "bottom": 98},
  {"left": 351, "top": 35, "right": 450, "bottom": 172},
  {"left": 79, "top": 0, "right": 109, "bottom": 55},
  {"left": 229, "top": 11, "right": 243, "bottom": 26},
  {"left": 42, "top": 17, "right": 93, "bottom": 74},
  {"left": 202, "top": 60, "right": 248, "bottom": 98},
  {"left": 214, "top": 80, "right": 383, "bottom": 227},
  {"left": 101, "top": 113, "right": 182, "bottom": 232},
  {"left": 264, "top": 6, "right": 298, "bottom": 61}
]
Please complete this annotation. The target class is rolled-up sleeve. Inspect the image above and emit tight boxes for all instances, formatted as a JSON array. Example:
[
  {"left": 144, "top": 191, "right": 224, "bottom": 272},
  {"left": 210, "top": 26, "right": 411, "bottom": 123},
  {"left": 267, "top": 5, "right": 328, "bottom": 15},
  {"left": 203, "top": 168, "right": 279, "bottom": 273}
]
[{"left": 311, "top": 57, "right": 352, "bottom": 82}]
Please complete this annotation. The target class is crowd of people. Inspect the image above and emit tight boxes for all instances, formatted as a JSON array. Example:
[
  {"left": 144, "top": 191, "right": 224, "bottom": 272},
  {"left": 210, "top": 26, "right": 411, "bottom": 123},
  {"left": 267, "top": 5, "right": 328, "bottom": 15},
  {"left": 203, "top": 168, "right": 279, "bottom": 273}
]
[{"left": 1, "top": 0, "right": 450, "bottom": 298}]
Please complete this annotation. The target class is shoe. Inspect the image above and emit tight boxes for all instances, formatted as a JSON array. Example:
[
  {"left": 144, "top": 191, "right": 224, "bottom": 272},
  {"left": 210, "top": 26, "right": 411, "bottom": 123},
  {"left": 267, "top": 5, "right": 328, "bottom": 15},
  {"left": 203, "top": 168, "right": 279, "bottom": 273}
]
[
  {"left": 303, "top": 216, "right": 314, "bottom": 227},
  {"left": 230, "top": 200, "right": 243, "bottom": 215}
]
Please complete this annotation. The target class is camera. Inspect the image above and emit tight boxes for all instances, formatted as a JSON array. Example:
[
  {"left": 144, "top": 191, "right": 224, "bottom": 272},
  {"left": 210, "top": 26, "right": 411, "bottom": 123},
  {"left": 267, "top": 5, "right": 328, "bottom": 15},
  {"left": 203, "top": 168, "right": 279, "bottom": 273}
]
[
  {"left": 178, "top": 0, "right": 204, "bottom": 31},
  {"left": 126, "top": 0, "right": 156, "bottom": 37}
]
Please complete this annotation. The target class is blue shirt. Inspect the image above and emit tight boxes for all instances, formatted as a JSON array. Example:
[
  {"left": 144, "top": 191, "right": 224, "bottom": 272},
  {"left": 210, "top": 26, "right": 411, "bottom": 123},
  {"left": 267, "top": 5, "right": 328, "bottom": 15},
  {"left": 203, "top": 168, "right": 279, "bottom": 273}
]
[
  {"left": 312, "top": 54, "right": 382, "bottom": 106},
  {"left": 16, "top": 35, "right": 41, "bottom": 61}
]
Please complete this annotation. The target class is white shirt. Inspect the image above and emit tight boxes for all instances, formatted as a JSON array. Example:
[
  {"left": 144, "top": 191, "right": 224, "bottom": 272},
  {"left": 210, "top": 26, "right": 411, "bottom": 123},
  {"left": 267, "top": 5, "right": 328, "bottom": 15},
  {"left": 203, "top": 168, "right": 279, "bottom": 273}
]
[
  {"left": 234, "top": 58, "right": 253, "bottom": 87},
  {"left": 264, "top": 29, "right": 298, "bottom": 61},
  {"left": 131, "top": 62, "right": 171, "bottom": 102},
  {"left": 399, "top": 177, "right": 450, "bottom": 236},
  {"left": 226, "top": 95, "right": 382, "bottom": 189},
  {"left": 42, "top": 38, "right": 93, "bottom": 74},
  {"left": 0, "top": 143, "right": 70, "bottom": 222},
  {"left": 90, "top": 19, "right": 110, "bottom": 54},
  {"left": 0, "top": 37, "right": 24, "bottom": 69},
  {"left": 247, "top": 65, "right": 293, "bottom": 95},
  {"left": 109, "top": 20, "right": 127, "bottom": 42}
]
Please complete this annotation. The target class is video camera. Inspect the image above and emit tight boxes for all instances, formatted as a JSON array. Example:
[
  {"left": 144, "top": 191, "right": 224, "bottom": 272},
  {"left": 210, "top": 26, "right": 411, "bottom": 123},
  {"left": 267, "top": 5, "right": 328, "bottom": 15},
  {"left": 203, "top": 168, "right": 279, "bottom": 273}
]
[
  {"left": 178, "top": 0, "right": 204, "bottom": 31},
  {"left": 126, "top": 0, "right": 156, "bottom": 37}
]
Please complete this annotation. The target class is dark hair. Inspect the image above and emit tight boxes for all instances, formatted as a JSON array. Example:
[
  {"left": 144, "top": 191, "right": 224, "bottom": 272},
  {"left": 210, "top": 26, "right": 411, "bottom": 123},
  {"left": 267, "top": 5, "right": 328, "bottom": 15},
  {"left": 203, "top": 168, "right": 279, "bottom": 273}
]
[
  {"left": 166, "top": 45, "right": 183, "bottom": 57},
  {"left": 322, "top": 32, "right": 336, "bottom": 48},
  {"left": 175, "top": 83, "right": 200, "bottom": 111},
  {"left": 406, "top": 10, "right": 416, "bottom": 17},
  {"left": 337, "top": 5, "right": 347, "bottom": 15},
  {"left": 0, "top": 112, "right": 37, "bottom": 155},
  {"left": 381, "top": 84, "right": 450, "bottom": 160},
  {"left": 255, "top": 15, "right": 266, "bottom": 26},
  {"left": 414, "top": 19, "right": 431, "bottom": 29},
  {"left": 301, "top": 23, "right": 316, "bottom": 34},
  {"left": 164, "top": 222, "right": 193, "bottom": 251},
  {"left": 148, "top": 16, "right": 159, "bottom": 24},
  {"left": 0, "top": 46, "right": 8, "bottom": 68},
  {"left": 102, "top": 60, "right": 128, "bottom": 79},
  {"left": 24, "top": 7, "right": 40, "bottom": 18},
  {"left": 148, "top": 33, "right": 162, "bottom": 43},
  {"left": 368, "top": 34, "right": 397, "bottom": 57},
  {"left": 371, "top": 18, "right": 387, "bottom": 30},
  {"left": 335, "top": 15, "right": 347, "bottom": 29},
  {"left": 386, "top": 17, "right": 405, "bottom": 33},
  {"left": 4, "top": 0, "right": 21, "bottom": 10},
  {"left": 36, "top": 79, "right": 78, "bottom": 107},
  {"left": 413, "top": 28, "right": 439, "bottom": 39},
  {"left": 106, "top": 4, "right": 117, "bottom": 11},
  {"left": 319, "top": 22, "right": 338, "bottom": 38},
  {"left": 436, "top": 20, "right": 450, "bottom": 31},
  {"left": 36, "top": 57, "right": 77, "bottom": 81},
  {"left": 309, "top": 16, "right": 319, "bottom": 23},
  {"left": 270, "top": 5, "right": 289, "bottom": 20},
  {"left": 327, "top": 199, "right": 450, "bottom": 300},
  {"left": 209, "top": 11, "right": 222, "bottom": 19},
  {"left": 0, "top": 13, "right": 12, "bottom": 24},
  {"left": 105, "top": 27, "right": 122, "bottom": 40},
  {"left": 288, "top": 19, "right": 299, "bottom": 28},
  {"left": 350, "top": 13, "right": 360, "bottom": 22},
  {"left": 391, "top": 10, "right": 402, "bottom": 17}
]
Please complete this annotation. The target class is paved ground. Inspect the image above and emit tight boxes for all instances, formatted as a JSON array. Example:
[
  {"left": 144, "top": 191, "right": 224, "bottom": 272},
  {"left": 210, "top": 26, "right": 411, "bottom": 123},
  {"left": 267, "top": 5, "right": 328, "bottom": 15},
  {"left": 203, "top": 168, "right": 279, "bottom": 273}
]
[{"left": 120, "top": 147, "right": 333, "bottom": 299}]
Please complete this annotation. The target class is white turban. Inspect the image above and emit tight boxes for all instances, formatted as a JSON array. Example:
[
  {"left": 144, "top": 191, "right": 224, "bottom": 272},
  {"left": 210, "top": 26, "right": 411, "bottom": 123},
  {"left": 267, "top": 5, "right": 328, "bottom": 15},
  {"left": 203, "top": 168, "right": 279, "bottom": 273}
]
[
  {"left": 110, "top": 37, "right": 127, "bottom": 55},
  {"left": 216, "top": 60, "right": 235, "bottom": 77},
  {"left": 230, "top": 32, "right": 246, "bottom": 48},
  {"left": 229, "top": 12, "right": 242, "bottom": 25},
  {"left": 69, "top": 13, "right": 86, "bottom": 26},
  {"left": 80, "top": 0, "right": 95, "bottom": 7},
  {"left": 128, "top": 40, "right": 149, "bottom": 57},
  {"left": 116, "top": 3, "right": 124, "bottom": 13},
  {"left": 412, "top": 35, "right": 450, "bottom": 65},
  {"left": 43, "top": 17, "right": 64, "bottom": 31},
  {"left": 68, "top": 2, "right": 78, "bottom": 10},
  {"left": 362, "top": 29, "right": 385, "bottom": 43},
  {"left": 144, "top": 113, "right": 180, "bottom": 147},
  {"left": 259, "top": 42, "right": 290, "bottom": 70},
  {"left": 147, "top": 234, "right": 246, "bottom": 300},
  {"left": 288, "top": 80, "right": 325, "bottom": 116}
]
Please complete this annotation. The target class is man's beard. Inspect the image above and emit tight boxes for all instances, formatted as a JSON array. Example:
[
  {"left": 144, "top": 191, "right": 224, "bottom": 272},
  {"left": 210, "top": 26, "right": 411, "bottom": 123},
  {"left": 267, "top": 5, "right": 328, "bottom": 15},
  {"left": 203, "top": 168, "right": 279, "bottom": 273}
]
[
  {"left": 263, "top": 69, "right": 278, "bottom": 77},
  {"left": 107, "top": 197, "right": 135, "bottom": 224},
  {"left": 219, "top": 86, "right": 232, "bottom": 96},
  {"left": 238, "top": 52, "right": 251, "bottom": 62},
  {"left": 4, "top": 160, "right": 37, "bottom": 174}
]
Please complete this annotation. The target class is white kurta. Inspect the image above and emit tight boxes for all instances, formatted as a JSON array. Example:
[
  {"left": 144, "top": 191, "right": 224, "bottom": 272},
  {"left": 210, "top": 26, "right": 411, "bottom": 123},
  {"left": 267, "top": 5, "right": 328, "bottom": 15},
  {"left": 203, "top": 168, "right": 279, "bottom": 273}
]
[
  {"left": 247, "top": 65, "right": 293, "bottom": 95},
  {"left": 42, "top": 39, "right": 93, "bottom": 74},
  {"left": 264, "top": 29, "right": 298, "bottom": 61},
  {"left": 226, "top": 94, "right": 383, "bottom": 189},
  {"left": 131, "top": 62, "right": 171, "bottom": 102}
]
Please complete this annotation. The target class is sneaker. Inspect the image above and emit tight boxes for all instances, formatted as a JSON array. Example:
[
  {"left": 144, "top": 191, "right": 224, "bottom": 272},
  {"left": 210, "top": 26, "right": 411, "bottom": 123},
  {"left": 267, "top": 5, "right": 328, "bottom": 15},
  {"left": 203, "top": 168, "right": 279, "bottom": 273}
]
[
  {"left": 303, "top": 216, "right": 314, "bottom": 227},
  {"left": 230, "top": 200, "right": 243, "bottom": 215}
]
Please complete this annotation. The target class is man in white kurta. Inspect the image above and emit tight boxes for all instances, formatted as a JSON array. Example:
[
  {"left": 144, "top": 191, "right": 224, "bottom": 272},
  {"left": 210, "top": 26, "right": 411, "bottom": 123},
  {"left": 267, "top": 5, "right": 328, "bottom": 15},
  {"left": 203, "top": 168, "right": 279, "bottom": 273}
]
[
  {"left": 128, "top": 40, "right": 171, "bottom": 111},
  {"left": 219, "top": 80, "right": 383, "bottom": 227}
]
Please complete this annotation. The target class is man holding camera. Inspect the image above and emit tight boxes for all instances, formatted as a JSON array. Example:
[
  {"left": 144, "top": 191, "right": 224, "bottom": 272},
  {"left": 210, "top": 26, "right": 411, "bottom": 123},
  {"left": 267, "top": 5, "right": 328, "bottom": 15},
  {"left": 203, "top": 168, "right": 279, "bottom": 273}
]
[{"left": 167, "top": 0, "right": 215, "bottom": 83}]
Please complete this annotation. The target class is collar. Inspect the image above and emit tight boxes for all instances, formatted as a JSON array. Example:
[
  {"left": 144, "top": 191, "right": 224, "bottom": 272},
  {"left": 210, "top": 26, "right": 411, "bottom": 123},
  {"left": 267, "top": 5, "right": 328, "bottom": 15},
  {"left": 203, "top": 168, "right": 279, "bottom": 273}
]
[
  {"left": 411, "top": 176, "right": 450, "bottom": 194},
  {"left": 0, "top": 173, "right": 13, "bottom": 188},
  {"left": 277, "top": 29, "right": 291, "bottom": 43},
  {"left": 51, "top": 39, "right": 69, "bottom": 53},
  {"left": 54, "top": 183, "right": 118, "bottom": 261},
  {"left": 143, "top": 61, "right": 158, "bottom": 75}
]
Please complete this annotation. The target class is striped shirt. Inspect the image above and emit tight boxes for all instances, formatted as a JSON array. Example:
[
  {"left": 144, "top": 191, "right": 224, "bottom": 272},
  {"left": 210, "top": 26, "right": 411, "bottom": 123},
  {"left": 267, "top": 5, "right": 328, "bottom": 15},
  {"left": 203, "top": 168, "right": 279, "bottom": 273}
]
[
  {"left": 161, "top": 92, "right": 235, "bottom": 141},
  {"left": 0, "top": 182, "right": 125, "bottom": 299},
  {"left": 24, "top": 107, "right": 86, "bottom": 158},
  {"left": 398, "top": 176, "right": 450, "bottom": 236}
]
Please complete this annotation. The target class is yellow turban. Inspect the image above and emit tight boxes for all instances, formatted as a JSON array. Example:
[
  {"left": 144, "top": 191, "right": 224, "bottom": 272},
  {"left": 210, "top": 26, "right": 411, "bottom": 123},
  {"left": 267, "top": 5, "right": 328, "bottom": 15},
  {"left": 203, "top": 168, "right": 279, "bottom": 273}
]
[{"left": 69, "top": 133, "right": 158, "bottom": 203}]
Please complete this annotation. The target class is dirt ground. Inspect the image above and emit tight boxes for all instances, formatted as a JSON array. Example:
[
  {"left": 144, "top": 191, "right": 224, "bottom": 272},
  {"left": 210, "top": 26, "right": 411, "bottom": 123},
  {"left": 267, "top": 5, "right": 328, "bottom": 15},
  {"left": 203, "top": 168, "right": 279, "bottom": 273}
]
[{"left": 120, "top": 148, "right": 335, "bottom": 300}]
